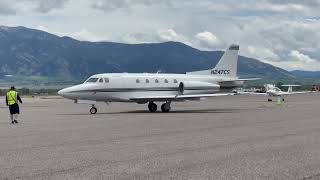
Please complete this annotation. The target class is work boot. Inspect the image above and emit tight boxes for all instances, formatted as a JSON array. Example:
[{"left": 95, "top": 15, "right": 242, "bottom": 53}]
[{"left": 14, "top": 120, "right": 18, "bottom": 124}]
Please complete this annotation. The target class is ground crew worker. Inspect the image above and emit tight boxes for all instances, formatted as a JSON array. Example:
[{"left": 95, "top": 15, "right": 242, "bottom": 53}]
[{"left": 6, "top": 86, "right": 22, "bottom": 124}]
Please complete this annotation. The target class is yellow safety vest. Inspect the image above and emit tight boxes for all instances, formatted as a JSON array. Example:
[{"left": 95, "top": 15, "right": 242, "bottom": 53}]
[{"left": 7, "top": 90, "right": 18, "bottom": 105}]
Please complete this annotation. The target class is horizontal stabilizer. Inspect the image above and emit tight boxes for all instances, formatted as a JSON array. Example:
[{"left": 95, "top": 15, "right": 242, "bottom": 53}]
[
  {"left": 219, "top": 78, "right": 261, "bottom": 83},
  {"left": 281, "top": 85, "right": 301, "bottom": 87}
]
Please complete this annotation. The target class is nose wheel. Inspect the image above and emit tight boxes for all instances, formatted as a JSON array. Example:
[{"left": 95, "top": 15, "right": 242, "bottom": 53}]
[{"left": 90, "top": 106, "right": 97, "bottom": 114}]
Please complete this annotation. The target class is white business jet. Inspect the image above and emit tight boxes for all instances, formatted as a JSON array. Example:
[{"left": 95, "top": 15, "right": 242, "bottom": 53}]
[
  {"left": 58, "top": 44, "right": 255, "bottom": 114},
  {"left": 258, "top": 84, "right": 311, "bottom": 102}
]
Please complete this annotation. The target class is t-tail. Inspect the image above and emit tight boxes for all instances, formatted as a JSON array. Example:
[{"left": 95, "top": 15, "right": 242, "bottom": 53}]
[{"left": 187, "top": 44, "right": 239, "bottom": 78}]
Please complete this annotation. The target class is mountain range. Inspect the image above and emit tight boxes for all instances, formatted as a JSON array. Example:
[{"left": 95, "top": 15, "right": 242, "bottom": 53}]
[
  {"left": 0, "top": 26, "right": 317, "bottom": 83},
  {"left": 290, "top": 70, "right": 320, "bottom": 78}
]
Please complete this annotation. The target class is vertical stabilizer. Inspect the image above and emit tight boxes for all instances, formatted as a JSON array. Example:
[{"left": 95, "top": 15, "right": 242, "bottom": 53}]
[
  {"left": 211, "top": 44, "right": 239, "bottom": 78},
  {"left": 187, "top": 44, "right": 239, "bottom": 78}
]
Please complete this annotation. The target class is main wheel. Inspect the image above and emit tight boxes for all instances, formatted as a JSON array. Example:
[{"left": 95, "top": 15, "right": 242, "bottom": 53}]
[
  {"left": 268, "top": 98, "right": 272, "bottom": 102},
  {"left": 161, "top": 103, "right": 171, "bottom": 113},
  {"left": 90, "top": 107, "right": 97, "bottom": 114},
  {"left": 148, "top": 103, "right": 157, "bottom": 112}
]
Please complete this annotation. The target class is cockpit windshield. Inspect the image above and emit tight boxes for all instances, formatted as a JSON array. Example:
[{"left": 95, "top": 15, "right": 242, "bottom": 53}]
[
  {"left": 274, "top": 87, "right": 281, "bottom": 92},
  {"left": 85, "top": 78, "right": 99, "bottom": 83}
]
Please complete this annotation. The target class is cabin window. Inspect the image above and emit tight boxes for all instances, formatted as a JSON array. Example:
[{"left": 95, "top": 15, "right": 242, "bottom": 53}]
[
  {"left": 99, "top": 78, "right": 104, "bottom": 83},
  {"left": 104, "top": 78, "right": 109, "bottom": 83},
  {"left": 146, "top": 79, "right": 150, "bottom": 83},
  {"left": 173, "top": 79, "right": 178, "bottom": 83},
  {"left": 85, "top": 78, "right": 99, "bottom": 83},
  {"left": 164, "top": 79, "right": 169, "bottom": 83},
  {"left": 136, "top": 79, "right": 140, "bottom": 83},
  {"left": 155, "top": 79, "right": 159, "bottom": 83}
]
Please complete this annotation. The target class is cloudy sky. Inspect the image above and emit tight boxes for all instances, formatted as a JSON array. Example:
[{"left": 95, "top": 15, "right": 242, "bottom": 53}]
[{"left": 0, "top": 0, "right": 320, "bottom": 71}]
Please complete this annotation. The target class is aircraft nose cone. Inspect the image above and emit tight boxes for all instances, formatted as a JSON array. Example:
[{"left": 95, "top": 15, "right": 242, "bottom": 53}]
[
  {"left": 58, "top": 89, "right": 66, "bottom": 96},
  {"left": 58, "top": 85, "right": 82, "bottom": 99},
  {"left": 58, "top": 84, "right": 88, "bottom": 99}
]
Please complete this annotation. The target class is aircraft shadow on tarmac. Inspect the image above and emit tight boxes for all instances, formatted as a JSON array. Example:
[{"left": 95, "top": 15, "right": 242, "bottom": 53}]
[{"left": 58, "top": 108, "right": 243, "bottom": 115}]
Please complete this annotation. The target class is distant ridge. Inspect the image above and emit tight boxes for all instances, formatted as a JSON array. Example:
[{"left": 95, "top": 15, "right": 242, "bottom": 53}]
[
  {"left": 291, "top": 70, "right": 320, "bottom": 78},
  {"left": 0, "top": 26, "right": 294, "bottom": 80}
]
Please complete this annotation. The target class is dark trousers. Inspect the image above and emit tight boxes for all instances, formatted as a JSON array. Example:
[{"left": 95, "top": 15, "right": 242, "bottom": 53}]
[{"left": 9, "top": 103, "right": 20, "bottom": 115}]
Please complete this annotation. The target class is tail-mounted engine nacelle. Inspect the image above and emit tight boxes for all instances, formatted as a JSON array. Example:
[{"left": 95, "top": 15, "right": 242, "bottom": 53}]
[{"left": 178, "top": 81, "right": 220, "bottom": 95}]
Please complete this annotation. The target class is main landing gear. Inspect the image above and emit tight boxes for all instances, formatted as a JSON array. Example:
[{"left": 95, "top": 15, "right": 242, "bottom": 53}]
[
  {"left": 148, "top": 102, "right": 171, "bottom": 113},
  {"left": 90, "top": 105, "right": 97, "bottom": 114},
  {"left": 161, "top": 102, "right": 171, "bottom": 113},
  {"left": 148, "top": 102, "right": 157, "bottom": 112}
]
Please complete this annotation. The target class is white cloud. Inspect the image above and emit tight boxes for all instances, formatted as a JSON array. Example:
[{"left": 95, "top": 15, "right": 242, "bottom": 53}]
[
  {"left": 32, "top": 0, "right": 70, "bottom": 13},
  {"left": 35, "top": 25, "right": 49, "bottom": 32},
  {"left": 90, "top": 0, "right": 180, "bottom": 13},
  {"left": 158, "top": 29, "right": 179, "bottom": 41},
  {"left": 0, "top": 0, "right": 70, "bottom": 15},
  {"left": 290, "top": 50, "right": 316, "bottom": 63},
  {"left": 89, "top": 0, "right": 320, "bottom": 17},
  {"left": 33, "top": 25, "right": 108, "bottom": 42},
  {"left": 256, "top": 2, "right": 306, "bottom": 14},
  {"left": 1, "top": 0, "right": 320, "bottom": 71},
  {"left": 66, "top": 29, "right": 108, "bottom": 42},
  {"left": 120, "top": 29, "right": 224, "bottom": 50},
  {"left": 157, "top": 29, "right": 179, "bottom": 41},
  {"left": 91, "top": 0, "right": 182, "bottom": 12},
  {"left": 268, "top": 50, "right": 320, "bottom": 71},
  {"left": 195, "top": 31, "right": 222, "bottom": 50},
  {"left": 0, "top": 0, "right": 17, "bottom": 15},
  {"left": 247, "top": 46, "right": 279, "bottom": 61},
  {"left": 121, "top": 29, "right": 189, "bottom": 44}
]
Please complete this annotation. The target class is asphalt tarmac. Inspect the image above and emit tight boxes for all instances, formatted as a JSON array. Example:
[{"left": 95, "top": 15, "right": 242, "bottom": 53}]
[{"left": 1, "top": 93, "right": 320, "bottom": 180}]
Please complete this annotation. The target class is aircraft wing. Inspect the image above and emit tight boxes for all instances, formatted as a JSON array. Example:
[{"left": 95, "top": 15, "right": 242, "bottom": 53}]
[
  {"left": 278, "top": 91, "right": 314, "bottom": 95},
  {"left": 236, "top": 92, "right": 267, "bottom": 95},
  {"left": 130, "top": 93, "right": 235, "bottom": 102},
  {"left": 236, "top": 91, "right": 314, "bottom": 96}
]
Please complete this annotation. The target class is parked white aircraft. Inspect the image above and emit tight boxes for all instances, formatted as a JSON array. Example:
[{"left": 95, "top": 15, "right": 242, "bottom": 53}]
[
  {"left": 58, "top": 44, "right": 256, "bottom": 114},
  {"left": 247, "top": 84, "right": 312, "bottom": 102}
]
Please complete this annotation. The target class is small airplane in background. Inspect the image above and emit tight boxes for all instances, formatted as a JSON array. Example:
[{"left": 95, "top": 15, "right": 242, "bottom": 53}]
[
  {"left": 265, "top": 84, "right": 313, "bottom": 102},
  {"left": 236, "top": 84, "right": 314, "bottom": 102},
  {"left": 58, "top": 44, "right": 258, "bottom": 114}
]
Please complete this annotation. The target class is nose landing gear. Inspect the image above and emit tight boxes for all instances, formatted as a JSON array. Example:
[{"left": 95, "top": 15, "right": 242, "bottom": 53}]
[{"left": 90, "top": 105, "right": 97, "bottom": 114}]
